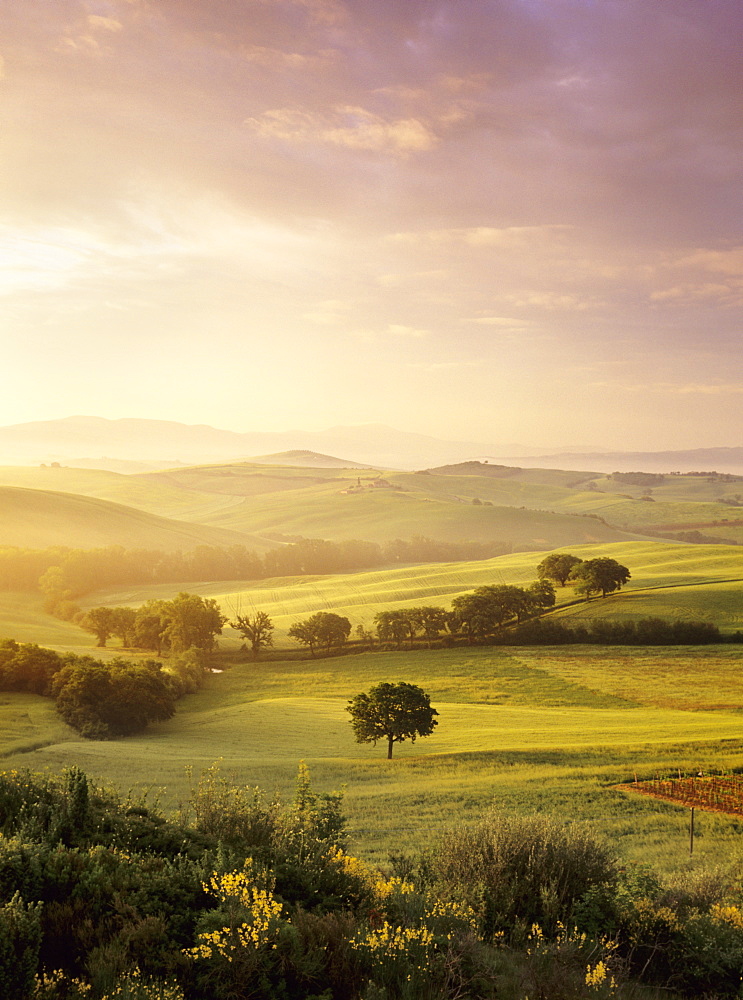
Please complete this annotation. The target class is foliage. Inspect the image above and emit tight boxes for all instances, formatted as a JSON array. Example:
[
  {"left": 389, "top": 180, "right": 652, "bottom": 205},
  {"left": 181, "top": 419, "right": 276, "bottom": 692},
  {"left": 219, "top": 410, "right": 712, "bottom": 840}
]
[
  {"left": 158, "top": 593, "right": 226, "bottom": 654},
  {"left": 570, "top": 558, "right": 631, "bottom": 599},
  {"left": 430, "top": 812, "right": 619, "bottom": 939},
  {"left": 493, "top": 617, "right": 724, "bottom": 646},
  {"left": 52, "top": 657, "right": 176, "bottom": 738},
  {"left": 537, "top": 552, "right": 584, "bottom": 586},
  {"left": 181, "top": 760, "right": 281, "bottom": 852},
  {"left": 288, "top": 612, "right": 351, "bottom": 656},
  {"left": 0, "top": 639, "right": 63, "bottom": 695},
  {"left": 229, "top": 610, "right": 273, "bottom": 658},
  {"left": 347, "top": 682, "right": 438, "bottom": 759},
  {"left": 0, "top": 892, "right": 42, "bottom": 1000},
  {"left": 450, "top": 581, "right": 555, "bottom": 641},
  {"left": 374, "top": 607, "right": 451, "bottom": 648},
  {"left": 84, "top": 594, "right": 227, "bottom": 656},
  {"left": 3, "top": 764, "right": 743, "bottom": 999}
]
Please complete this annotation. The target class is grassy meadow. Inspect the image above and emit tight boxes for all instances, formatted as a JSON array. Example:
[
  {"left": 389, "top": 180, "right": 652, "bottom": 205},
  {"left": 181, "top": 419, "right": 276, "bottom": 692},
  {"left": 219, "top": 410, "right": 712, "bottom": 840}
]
[{"left": 2, "top": 641, "right": 743, "bottom": 872}]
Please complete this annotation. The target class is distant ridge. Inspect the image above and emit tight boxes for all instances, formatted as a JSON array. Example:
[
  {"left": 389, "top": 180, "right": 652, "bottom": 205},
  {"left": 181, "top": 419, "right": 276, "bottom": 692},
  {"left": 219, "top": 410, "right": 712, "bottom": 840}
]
[
  {"left": 489, "top": 448, "right": 743, "bottom": 477},
  {"left": 426, "top": 460, "right": 599, "bottom": 479},
  {"left": 0, "top": 417, "right": 738, "bottom": 474},
  {"left": 0, "top": 416, "right": 499, "bottom": 469},
  {"left": 248, "top": 450, "right": 374, "bottom": 469}
]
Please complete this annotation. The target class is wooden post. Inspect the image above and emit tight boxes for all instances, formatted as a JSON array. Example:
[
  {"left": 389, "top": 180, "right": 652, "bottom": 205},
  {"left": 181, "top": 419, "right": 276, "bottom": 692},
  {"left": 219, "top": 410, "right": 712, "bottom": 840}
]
[{"left": 689, "top": 807, "right": 695, "bottom": 857}]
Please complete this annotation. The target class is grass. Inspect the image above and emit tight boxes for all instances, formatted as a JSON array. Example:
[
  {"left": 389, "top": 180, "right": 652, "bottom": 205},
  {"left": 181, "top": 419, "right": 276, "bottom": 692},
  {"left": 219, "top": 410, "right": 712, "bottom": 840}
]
[{"left": 3, "top": 643, "right": 743, "bottom": 871}]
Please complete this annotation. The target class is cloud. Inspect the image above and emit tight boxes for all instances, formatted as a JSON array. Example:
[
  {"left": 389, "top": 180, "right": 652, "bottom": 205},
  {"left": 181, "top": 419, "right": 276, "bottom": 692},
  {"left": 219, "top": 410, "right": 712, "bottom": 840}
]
[
  {"left": 239, "top": 44, "right": 337, "bottom": 69},
  {"left": 388, "top": 225, "right": 570, "bottom": 246},
  {"left": 461, "top": 316, "right": 532, "bottom": 328},
  {"left": 388, "top": 324, "right": 429, "bottom": 338},
  {"left": 409, "top": 361, "right": 480, "bottom": 371},
  {"left": 87, "top": 16, "right": 124, "bottom": 33},
  {"left": 671, "top": 247, "right": 743, "bottom": 277},
  {"left": 591, "top": 381, "right": 743, "bottom": 397},
  {"left": 303, "top": 298, "right": 350, "bottom": 325},
  {"left": 245, "top": 105, "right": 438, "bottom": 155},
  {"left": 498, "top": 292, "right": 593, "bottom": 311},
  {"left": 650, "top": 283, "right": 740, "bottom": 305}
]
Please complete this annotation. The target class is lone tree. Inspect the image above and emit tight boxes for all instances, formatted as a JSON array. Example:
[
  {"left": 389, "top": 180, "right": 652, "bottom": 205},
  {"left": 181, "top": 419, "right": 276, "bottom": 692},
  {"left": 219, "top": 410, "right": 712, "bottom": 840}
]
[
  {"left": 230, "top": 610, "right": 274, "bottom": 658},
  {"left": 346, "top": 681, "right": 438, "bottom": 759}
]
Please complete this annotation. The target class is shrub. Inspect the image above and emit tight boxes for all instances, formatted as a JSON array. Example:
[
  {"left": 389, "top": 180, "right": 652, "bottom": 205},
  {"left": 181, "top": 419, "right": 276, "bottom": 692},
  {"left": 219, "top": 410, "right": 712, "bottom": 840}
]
[
  {"left": 430, "top": 812, "right": 619, "bottom": 938},
  {"left": 0, "top": 892, "right": 42, "bottom": 1000}
]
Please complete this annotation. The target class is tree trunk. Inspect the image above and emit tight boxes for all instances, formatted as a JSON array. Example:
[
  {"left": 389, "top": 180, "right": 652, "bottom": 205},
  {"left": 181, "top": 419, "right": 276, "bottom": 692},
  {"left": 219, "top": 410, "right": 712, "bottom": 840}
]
[{"left": 387, "top": 736, "right": 394, "bottom": 759}]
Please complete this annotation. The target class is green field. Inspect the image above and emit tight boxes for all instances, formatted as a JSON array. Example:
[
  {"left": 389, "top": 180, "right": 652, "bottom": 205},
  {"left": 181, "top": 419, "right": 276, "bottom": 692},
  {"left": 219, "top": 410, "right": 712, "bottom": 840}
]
[{"left": 2, "top": 642, "right": 743, "bottom": 871}]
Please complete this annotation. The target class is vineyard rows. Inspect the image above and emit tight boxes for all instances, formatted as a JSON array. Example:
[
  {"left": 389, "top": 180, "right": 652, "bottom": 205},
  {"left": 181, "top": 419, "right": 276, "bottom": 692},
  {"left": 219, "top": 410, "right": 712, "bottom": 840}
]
[{"left": 631, "top": 773, "right": 743, "bottom": 815}]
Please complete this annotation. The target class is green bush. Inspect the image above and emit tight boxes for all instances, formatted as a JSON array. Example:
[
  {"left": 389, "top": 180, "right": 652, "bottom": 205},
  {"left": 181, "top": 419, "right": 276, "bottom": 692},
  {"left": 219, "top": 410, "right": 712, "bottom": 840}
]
[
  {"left": 0, "top": 892, "right": 42, "bottom": 999},
  {"left": 430, "top": 812, "right": 619, "bottom": 938}
]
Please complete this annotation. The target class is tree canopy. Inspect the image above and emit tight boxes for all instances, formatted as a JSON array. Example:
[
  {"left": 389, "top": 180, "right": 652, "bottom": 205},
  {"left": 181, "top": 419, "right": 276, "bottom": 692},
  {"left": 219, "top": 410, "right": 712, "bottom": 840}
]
[
  {"left": 570, "top": 557, "right": 631, "bottom": 598},
  {"left": 346, "top": 681, "right": 438, "bottom": 759},
  {"left": 52, "top": 657, "right": 176, "bottom": 739},
  {"left": 537, "top": 553, "right": 583, "bottom": 587},
  {"left": 288, "top": 612, "right": 351, "bottom": 655},
  {"left": 230, "top": 610, "right": 274, "bottom": 658}
]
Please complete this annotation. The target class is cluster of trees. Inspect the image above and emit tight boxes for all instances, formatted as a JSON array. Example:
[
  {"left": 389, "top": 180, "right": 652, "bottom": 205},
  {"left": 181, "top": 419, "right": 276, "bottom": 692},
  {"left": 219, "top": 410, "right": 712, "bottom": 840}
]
[
  {"left": 287, "top": 612, "right": 351, "bottom": 656},
  {"left": 374, "top": 606, "right": 450, "bottom": 647},
  {"left": 611, "top": 471, "right": 666, "bottom": 487},
  {"left": 537, "top": 553, "right": 631, "bottom": 598},
  {"left": 278, "top": 584, "right": 559, "bottom": 657},
  {"left": 450, "top": 581, "right": 556, "bottom": 641},
  {"left": 2, "top": 764, "right": 743, "bottom": 1000},
  {"left": 75, "top": 554, "right": 637, "bottom": 661},
  {"left": 0, "top": 639, "right": 199, "bottom": 738},
  {"left": 79, "top": 592, "right": 226, "bottom": 654}
]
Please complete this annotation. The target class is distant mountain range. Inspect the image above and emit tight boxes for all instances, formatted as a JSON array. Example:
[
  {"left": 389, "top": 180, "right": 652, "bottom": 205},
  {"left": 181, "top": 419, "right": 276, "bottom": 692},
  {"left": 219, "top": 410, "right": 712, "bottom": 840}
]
[{"left": 0, "top": 416, "right": 740, "bottom": 475}]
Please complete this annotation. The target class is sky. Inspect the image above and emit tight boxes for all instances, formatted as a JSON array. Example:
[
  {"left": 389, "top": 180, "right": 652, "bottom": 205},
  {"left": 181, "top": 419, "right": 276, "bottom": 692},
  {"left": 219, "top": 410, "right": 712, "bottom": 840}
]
[{"left": 1, "top": 0, "right": 741, "bottom": 452}]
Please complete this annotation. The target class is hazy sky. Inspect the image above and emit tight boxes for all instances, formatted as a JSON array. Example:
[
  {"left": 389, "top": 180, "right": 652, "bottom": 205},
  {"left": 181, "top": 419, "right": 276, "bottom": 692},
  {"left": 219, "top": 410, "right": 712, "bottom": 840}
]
[{"left": 1, "top": 0, "right": 741, "bottom": 450}]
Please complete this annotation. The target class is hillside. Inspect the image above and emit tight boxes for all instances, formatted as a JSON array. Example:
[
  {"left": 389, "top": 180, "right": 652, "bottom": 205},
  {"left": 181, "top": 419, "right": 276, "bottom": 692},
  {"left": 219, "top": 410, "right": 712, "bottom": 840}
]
[
  {"left": 74, "top": 542, "right": 743, "bottom": 649},
  {"left": 1, "top": 459, "right": 738, "bottom": 554},
  {"left": 248, "top": 450, "right": 374, "bottom": 469},
  {"left": 0, "top": 486, "right": 262, "bottom": 552},
  {"left": 414, "top": 465, "right": 743, "bottom": 542},
  {"left": 137, "top": 462, "right": 647, "bottom": 549},
  {"left": 0, "top": 465, "right": 277, "bottom": 538}
]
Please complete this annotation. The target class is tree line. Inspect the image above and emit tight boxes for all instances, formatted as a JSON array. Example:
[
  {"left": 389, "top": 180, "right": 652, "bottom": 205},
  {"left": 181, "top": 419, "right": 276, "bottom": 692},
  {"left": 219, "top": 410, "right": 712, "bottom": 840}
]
[
  {"left": 0, "top": 535, "right": 509, "bottom": 609},
  {"left": 76, "top": 554, "right": 637, "bottom": 657}
]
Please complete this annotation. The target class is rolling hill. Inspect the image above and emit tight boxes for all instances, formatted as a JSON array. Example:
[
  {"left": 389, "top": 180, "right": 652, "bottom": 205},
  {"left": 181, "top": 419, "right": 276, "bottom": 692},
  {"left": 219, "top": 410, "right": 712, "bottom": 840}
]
[{"left": 0, "top": 486, "right": 263, "bottom": 552}]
